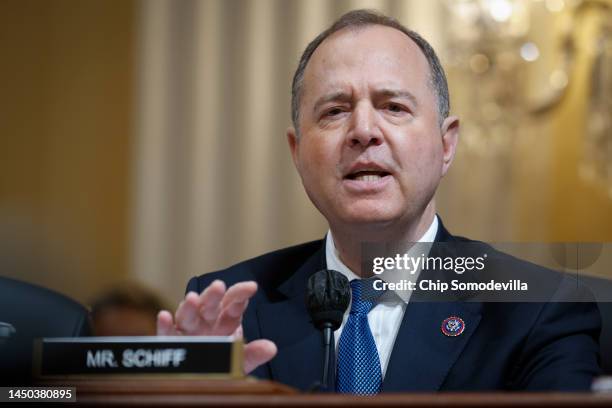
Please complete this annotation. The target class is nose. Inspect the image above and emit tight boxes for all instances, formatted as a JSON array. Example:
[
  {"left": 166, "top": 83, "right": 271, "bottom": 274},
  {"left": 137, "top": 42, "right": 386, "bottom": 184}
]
[{"left": 347, "top": 102, "right": 383, "bottom": 148}]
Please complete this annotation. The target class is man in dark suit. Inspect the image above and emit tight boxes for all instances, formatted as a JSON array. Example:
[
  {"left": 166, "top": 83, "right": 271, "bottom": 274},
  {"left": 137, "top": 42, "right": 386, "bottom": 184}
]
[{"left": 157, "top": 9, "right": 601, "bottom": 392}]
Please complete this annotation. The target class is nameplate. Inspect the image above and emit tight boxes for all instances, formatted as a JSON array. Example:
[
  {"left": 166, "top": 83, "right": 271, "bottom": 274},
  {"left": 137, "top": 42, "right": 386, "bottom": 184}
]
[{"left": 34, "top": 336, "right": 243, "bottom": 379}]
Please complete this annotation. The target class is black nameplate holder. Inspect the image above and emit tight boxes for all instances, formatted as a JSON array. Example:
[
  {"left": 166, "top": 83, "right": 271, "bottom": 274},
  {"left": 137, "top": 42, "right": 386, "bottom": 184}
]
[{"left": 34, "top": 336, "right": 243, "bottom": 379}]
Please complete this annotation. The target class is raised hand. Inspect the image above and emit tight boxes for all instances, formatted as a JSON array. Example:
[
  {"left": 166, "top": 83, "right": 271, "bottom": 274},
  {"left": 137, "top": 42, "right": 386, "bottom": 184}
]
[{"left": 156, "top": 280, "right": 277, "bottom": 374}]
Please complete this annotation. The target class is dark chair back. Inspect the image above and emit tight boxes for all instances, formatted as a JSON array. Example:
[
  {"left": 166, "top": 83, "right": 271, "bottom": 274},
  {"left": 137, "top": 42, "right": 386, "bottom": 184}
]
[{"left": 0, "top": 276, "right": 90, "bottom": 384}]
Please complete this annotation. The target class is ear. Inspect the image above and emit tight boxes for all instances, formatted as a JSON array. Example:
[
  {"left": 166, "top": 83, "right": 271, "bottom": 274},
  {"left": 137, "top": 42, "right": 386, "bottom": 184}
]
[
  {"left": 287, "top": 126, "right": 300, "bottom": 170},
  {"left": 440, "top": 116, "right": 459, "bottom": 177}
]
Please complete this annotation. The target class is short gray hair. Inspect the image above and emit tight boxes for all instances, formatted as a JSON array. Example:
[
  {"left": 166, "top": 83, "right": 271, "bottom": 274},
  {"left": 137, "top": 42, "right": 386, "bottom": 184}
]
[{"left": 291, "top": 9, "right": 450, "bottom": 134}]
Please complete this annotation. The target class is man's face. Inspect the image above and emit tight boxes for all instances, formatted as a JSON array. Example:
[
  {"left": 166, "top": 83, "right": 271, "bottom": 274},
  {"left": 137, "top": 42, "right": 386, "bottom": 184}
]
[{"left": 288, "top": 25, "right": 458, "bottom": 233}]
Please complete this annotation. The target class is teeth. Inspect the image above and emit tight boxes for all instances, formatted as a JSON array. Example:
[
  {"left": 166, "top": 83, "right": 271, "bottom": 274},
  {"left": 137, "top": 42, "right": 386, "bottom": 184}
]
[{"left": 355, "top": 174, "right": 382, "bottom": 182}]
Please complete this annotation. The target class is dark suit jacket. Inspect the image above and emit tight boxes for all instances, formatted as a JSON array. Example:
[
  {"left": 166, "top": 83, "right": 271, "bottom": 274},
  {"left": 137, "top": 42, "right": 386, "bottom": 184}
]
[
  {"left": 186, "top": 222, "right": 601, "bottom": 391},
  {"left": 0, "top": 276, "right": 91, "bottom": 384}
]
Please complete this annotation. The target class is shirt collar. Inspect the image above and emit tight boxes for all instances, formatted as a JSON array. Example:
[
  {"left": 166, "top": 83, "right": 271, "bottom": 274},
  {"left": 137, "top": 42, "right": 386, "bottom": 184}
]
[
  {"left": 325, "top": 215, "right": 439, "bottom": 282},
  {"left": 325, "top": 215, "right": 439, "bottom": 303}
]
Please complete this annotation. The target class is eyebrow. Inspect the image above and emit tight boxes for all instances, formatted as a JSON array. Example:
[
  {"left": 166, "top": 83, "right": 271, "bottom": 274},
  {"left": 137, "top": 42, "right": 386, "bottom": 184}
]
[
  {"left": 375, "top": 88, "right": 419, "bottom": 107},
  {"left": 313, "top": 91, "right": 352, "bottom": 114},
  {"left": 312, "top": 88, "right": 419, "bottom": 114}
]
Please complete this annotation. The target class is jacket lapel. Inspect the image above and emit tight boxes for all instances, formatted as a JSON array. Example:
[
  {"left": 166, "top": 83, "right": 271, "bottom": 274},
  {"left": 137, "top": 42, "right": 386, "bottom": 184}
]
[
  {"left": 382, "top": 300, "right": 482, "bottom": 391},
  {"left": 256, "top": 242, "right": 328, "bottom": 391},
  {"left": 382, "top": 218, "right": 483, "bottom": 391}
]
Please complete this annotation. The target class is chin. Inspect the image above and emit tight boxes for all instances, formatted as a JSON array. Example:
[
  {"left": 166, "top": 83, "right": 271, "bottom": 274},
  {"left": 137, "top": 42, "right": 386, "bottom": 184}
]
[{"left": 338, "top": 205, "right": 401, "bottom": 226}]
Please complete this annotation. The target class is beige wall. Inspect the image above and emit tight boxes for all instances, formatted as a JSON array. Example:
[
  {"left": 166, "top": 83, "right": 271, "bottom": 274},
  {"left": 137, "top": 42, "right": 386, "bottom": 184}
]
[{"left": 0, "top": 0, "right": 134, "bottom": 304}]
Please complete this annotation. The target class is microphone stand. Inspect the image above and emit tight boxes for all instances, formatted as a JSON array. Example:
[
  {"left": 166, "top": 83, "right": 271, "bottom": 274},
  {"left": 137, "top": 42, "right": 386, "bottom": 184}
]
[
  {"left": 321, "top": 322, "right": 333, "bottom": 390},
  {"left": 305, "top": 269, "right": 349, "bottom": 392}
]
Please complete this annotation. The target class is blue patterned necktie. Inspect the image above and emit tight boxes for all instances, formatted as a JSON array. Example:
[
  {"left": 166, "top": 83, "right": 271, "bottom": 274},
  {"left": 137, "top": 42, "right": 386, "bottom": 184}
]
[{"left": 336, "top": 279, "right": 384, "bottom": 395}]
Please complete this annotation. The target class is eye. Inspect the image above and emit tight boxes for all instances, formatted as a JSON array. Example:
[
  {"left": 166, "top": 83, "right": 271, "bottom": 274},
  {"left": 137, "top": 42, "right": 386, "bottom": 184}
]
[
  {"left": 385, "top": 103, "right": 404, "bottom": 113},
  {"left": 325, "top": 107, "right": 344, "bottom": 116}
]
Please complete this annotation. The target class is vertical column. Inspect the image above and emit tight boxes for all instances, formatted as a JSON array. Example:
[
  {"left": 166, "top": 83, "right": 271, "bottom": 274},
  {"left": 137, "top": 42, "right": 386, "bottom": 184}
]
[
  {"left": 239, "top": 0, "right": 276, "bottom": 254},
  {"left": 187, "top": 0, "right": 223, "bottom": 281},
  {"left": 130, "top": 0, "right": 172, "bottom": 293}
]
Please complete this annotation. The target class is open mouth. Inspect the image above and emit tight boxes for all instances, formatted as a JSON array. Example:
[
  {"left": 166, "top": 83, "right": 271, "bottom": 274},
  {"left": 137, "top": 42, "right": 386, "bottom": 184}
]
[{"left": 345, "top": 170, "right": 391, "bottom": 181}]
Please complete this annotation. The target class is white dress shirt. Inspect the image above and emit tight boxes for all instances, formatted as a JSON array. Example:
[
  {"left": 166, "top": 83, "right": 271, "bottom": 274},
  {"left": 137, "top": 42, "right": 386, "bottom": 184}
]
[{"left": 326, "top": 216, "right": 439, "bottom": 377}]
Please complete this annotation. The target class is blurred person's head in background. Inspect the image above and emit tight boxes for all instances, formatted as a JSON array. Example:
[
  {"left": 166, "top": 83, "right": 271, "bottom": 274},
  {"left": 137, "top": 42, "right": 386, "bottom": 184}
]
[{"left": 90, "top": 282, "right": 166, "bottom": 336}]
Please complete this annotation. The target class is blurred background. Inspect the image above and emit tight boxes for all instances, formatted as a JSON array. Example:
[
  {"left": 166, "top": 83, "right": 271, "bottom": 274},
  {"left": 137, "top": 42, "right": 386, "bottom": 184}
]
[{"left": 1, "top": 0, "right": 611, "bottom": 308}]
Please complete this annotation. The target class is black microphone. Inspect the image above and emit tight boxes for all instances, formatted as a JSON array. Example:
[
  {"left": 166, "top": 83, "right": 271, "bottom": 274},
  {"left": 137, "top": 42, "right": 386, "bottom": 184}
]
[{"left": 306, "top": 269, "right": 350, "bottom": 391}]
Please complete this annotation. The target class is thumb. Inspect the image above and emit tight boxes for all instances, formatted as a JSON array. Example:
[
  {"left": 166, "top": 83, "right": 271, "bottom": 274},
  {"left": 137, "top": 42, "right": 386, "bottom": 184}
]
[{"left": 243, "top": 339, "right": 277, "bottom": 374}]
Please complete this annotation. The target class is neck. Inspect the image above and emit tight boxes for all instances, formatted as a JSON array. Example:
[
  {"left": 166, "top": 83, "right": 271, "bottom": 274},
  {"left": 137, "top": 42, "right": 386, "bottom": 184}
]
[{"left": 330, "top": 203, "right": 436, "bottom": 278}]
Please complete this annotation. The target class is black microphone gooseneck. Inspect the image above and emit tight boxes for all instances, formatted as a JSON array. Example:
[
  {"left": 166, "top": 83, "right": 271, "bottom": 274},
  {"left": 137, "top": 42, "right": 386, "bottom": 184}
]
[{"left": 306, "top": 269, "right": 350, "bottom": 391}]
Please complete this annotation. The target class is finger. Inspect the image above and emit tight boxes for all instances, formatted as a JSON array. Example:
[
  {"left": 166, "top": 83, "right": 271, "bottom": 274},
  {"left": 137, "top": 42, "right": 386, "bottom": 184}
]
[
  {"left": 220, "top": 281, "right": 257, "bottom": 317},
  {"left": 156, "top": 310, "right": 178, "bottom": 336},
  {"left": 243, "top": 339, "right": 277, "bottom": 374},
  {"left": 220, "top": 281, "right": 258, "bottom": 310},
  {"left": 199, "top": 280, "right": 226, "bottom": 325},
  {"left": 216, "top": 282, "right": 258, "bottom": 335},
  {"left": 174, "top": 292, "right": 203, "bottom": 333}
]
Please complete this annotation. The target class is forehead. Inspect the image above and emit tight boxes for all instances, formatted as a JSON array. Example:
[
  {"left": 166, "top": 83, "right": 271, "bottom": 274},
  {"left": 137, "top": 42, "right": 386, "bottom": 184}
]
[{"left": 302, "top": 25, "right": 431, "bottom": 100}]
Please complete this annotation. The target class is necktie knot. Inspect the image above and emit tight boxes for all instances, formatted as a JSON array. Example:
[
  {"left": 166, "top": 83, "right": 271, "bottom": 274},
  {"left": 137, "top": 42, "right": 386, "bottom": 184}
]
[{"left": 349, "top": 279, "right": 384, "bottom": 315}]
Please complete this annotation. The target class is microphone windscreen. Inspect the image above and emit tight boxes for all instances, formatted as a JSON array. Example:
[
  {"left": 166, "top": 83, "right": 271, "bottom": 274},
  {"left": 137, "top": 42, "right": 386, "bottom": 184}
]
[{"left": 306, "top": 269, "right": 350, "bottom": 330}]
